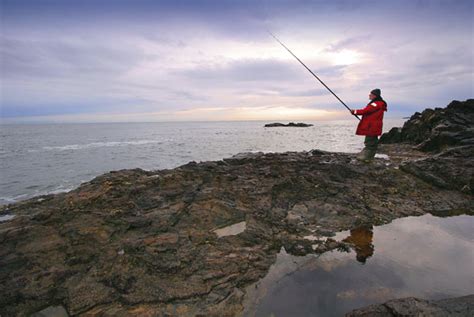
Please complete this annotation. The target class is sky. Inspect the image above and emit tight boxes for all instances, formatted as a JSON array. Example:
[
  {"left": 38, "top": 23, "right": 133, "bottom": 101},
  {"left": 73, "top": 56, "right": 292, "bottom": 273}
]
[{"left": 1, "top": 0, "right": 473, "bottom": 123}]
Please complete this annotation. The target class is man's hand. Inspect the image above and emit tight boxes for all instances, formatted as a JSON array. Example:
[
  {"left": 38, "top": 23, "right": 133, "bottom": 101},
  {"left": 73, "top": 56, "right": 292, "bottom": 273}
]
[{"left": 350, "top": 109, "right": 356, "bottom": 115}]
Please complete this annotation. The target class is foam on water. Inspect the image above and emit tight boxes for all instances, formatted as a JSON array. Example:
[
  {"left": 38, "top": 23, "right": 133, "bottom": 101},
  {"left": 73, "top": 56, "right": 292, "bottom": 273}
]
[
  {"left": 0, "top": 214, "right": 15, "bottom": 222},
  {"left": 42, "top": 140, "right": 164, "bottom": 151},
  {"left": 0, "top": 185, "right": 75, "bottom": 205}
]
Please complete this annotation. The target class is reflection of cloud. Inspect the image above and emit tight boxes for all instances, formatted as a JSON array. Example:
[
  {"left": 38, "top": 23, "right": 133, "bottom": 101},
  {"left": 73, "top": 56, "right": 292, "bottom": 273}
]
[
  {"left": 336, "top": 286, "right": 414, "bottom": 301},
  {"left": 373, "top": 215, "right": 474, "bottom": 294},
  {"left": 243, "top": 214, "right": 474, "bottom": 316},
  {"left": 376, "top": 215, "right": 474, "bottom": 251},
  {"left": 304, "top": 254, "right": 353, "bottom": 272}
]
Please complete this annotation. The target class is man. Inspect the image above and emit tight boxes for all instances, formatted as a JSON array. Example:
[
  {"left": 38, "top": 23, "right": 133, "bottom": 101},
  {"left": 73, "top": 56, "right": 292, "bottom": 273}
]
[{"left": 350, "top": 89, "right": 387, "bottom": 162}]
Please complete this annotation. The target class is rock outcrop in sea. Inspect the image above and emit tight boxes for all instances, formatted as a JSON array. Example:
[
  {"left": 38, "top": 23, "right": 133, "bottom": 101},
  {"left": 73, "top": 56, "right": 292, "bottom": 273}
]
[
  {"left": 1, "top": 99, "right": 473, "bottom": 316},
  {"left": 264, "top": 122, "right": 313, "bottom": 127}
]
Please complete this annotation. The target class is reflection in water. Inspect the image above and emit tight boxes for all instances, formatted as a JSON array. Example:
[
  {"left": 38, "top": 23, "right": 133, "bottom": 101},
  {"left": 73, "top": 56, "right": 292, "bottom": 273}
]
[
  {"left": 243, "top": 214, "right": 474, "bottom": 317},
  {"left": 213, "top": 221, "right": 246, "bottom": 237},
  {"left": 343, "top": 226, "right": 374, "bottom": 263}
]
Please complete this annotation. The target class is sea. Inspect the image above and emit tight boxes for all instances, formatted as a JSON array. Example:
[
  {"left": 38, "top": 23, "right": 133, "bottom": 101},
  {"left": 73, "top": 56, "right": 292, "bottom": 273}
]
[{"left": 0, "top": 119, "right": 405, "bottom": 206}]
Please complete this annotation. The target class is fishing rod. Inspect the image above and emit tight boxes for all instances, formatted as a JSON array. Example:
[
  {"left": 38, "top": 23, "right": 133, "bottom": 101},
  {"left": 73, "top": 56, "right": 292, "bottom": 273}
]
[{"left": 268, "top": 31, "right": 360, "bottom": 121}]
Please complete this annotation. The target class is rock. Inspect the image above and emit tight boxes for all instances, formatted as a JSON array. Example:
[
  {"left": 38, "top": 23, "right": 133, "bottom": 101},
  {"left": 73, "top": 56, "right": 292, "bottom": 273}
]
[
  {"left": 379, "top": 127, "right": 402, "bottom": 143},
  {"left": 346, "top": 294, "right": 474, "bottom": 316},
  {"left": 264, "top": 122, "right": 313, "bottom": 127},
  {"left": 310, "top": 149, "right": 331, "bottom": 156},
  {"left": 228, "top": 152, "right": 265, "bottom": 160},
  {"left": 380, "top": 99, "right": 474, "bottom": 152},
  {"left": 378, "top": 99, "right": 474, "bottom": 195},
  {"left": 31, "top": 305, "right": 69, "bottom": 317},
  {"left": 1, "top": 102, "right": 473, "bottom": 315},
  {"left": 1, "top": 147, "right": 471, "bottom": 316},
  {"left": 400, "top": 145, "right": 474, "bottom": 194}
]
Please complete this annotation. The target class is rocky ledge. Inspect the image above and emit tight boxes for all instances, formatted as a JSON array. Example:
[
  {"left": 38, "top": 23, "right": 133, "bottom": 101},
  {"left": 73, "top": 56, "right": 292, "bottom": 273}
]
[
  {"left": 1, "top": 100, "right": 473, "bottom": 316},
  {"left": 264, "top": 122, "right": 313, "bottom": 127},
  {"left": 347, "top": 294, "right": 474, "bottom": 316},
  {"left": 380, "top": 99, "right": 474, "bottom": 152},
  {"left": 380, "top": 99, "right": 474, "bottom": 195}
]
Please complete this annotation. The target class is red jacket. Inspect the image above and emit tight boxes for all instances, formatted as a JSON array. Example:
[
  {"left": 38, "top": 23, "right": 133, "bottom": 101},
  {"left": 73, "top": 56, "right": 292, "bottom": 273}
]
[{"left": 354, "top": 100, "right": 387, "bottom": 136}]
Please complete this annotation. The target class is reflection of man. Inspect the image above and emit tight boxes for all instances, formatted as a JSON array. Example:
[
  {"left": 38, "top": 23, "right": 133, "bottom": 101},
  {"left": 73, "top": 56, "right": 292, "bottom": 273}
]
[{"left": 343, "top": 226, "right": 374, "bottom": 263}]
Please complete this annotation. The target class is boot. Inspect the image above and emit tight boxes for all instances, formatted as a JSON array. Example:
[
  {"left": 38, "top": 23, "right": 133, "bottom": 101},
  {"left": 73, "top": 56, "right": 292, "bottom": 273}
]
[
  {"left": 365, "top": 149, "right": 377, "bottom": 162},
  {"left": 364, "top": 149, "right": 376, "bottom": 162},
  {"left": 356, "top": 149, "right": 367, "bottom": 161},
  {"left": 356, "top": 148, "right": 375, "bottom": 163}
]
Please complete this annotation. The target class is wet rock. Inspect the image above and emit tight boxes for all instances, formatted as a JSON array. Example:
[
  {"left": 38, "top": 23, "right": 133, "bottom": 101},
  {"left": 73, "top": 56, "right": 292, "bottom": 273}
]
[
  {"left": 346, "top": 294, "right": 474, "bottom": 316},
  {"left": 213, "top": 221, "right": 246, "bottom": 237},
  {"left": 282, "top": 237, "right": 314, "bottom": 256}
]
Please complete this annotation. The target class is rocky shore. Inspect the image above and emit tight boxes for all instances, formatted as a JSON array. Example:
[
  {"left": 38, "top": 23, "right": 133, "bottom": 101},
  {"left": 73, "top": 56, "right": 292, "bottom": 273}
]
[
  {"left": 1, "top": 100, "right": 473, "bottom": 316},
  {"left": 380, "top": 99, "right": 474, "bottom": 152}
]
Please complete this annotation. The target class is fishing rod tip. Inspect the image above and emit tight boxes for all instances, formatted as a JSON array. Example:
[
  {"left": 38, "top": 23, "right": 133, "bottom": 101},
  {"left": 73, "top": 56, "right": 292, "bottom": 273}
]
[{"left": 264, "top": 29, "right": 277, "bottom": 38}]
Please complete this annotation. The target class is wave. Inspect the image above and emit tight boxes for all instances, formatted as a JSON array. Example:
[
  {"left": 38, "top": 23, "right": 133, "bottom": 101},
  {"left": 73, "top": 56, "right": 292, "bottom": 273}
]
[
  {"left": 0, "top": 194, "right": 27, "bottom": 203},
  {"left": 0, "top": 214, "right": 15, "bottom": 222},
  {"left": 0, "top": 184, "right": 77, "bottom": 205},
  {"left": 42, "top": 140, "right": 163, "bottom": 151}
]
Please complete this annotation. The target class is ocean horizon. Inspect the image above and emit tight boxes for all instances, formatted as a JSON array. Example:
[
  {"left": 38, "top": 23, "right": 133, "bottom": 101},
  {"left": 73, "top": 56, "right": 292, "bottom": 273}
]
[{"left": 0, "top": 119, "right": 405, "bottom": 205}]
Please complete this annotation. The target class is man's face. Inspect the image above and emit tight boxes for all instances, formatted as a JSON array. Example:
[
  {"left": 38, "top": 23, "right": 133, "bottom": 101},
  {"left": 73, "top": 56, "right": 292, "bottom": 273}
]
[{"left": 369, "top": 93, "right": 376, "bottom": 100}]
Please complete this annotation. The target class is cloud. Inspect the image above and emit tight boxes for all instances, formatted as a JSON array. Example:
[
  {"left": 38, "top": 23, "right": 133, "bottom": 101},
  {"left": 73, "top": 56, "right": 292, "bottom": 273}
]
[
  {"left": 180, "top": 58, "right": 305, "bottom": 83},
  {"left": 1, "top": 37, "right": 142, "bottom": 80},
  {"left": 324, "top": 35, "right": 372, "bottom": 52},
  {"left": 1, "top": 0, "right": 473, "bottom": 122},
  {"left": 284, "top": 88, "right": 329, "bottom": 97}
]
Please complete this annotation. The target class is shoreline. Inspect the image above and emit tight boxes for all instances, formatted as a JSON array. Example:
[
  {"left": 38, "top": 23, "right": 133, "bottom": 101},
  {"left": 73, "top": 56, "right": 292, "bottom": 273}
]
[
  {"left": 1, "top": 145, "right": 473, "bottom": 316},
  {"left": 1, "top": 99, "right": 473, "bottom": 316}
]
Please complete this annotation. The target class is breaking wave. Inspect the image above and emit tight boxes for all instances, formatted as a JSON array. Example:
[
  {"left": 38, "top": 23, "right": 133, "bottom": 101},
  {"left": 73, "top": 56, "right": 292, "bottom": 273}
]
[
  {"left": 42, "top": 140, "right": 163, "bottom": 151},
  {"left": 0, "top": 184, "right": 77, "bottom": 205}
]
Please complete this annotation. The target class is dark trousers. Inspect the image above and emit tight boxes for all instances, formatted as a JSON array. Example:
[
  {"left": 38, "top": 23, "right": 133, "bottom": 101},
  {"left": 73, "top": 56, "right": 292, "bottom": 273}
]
[{"left": 363, "top": 136, "right": 378, "bottom": 159}]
